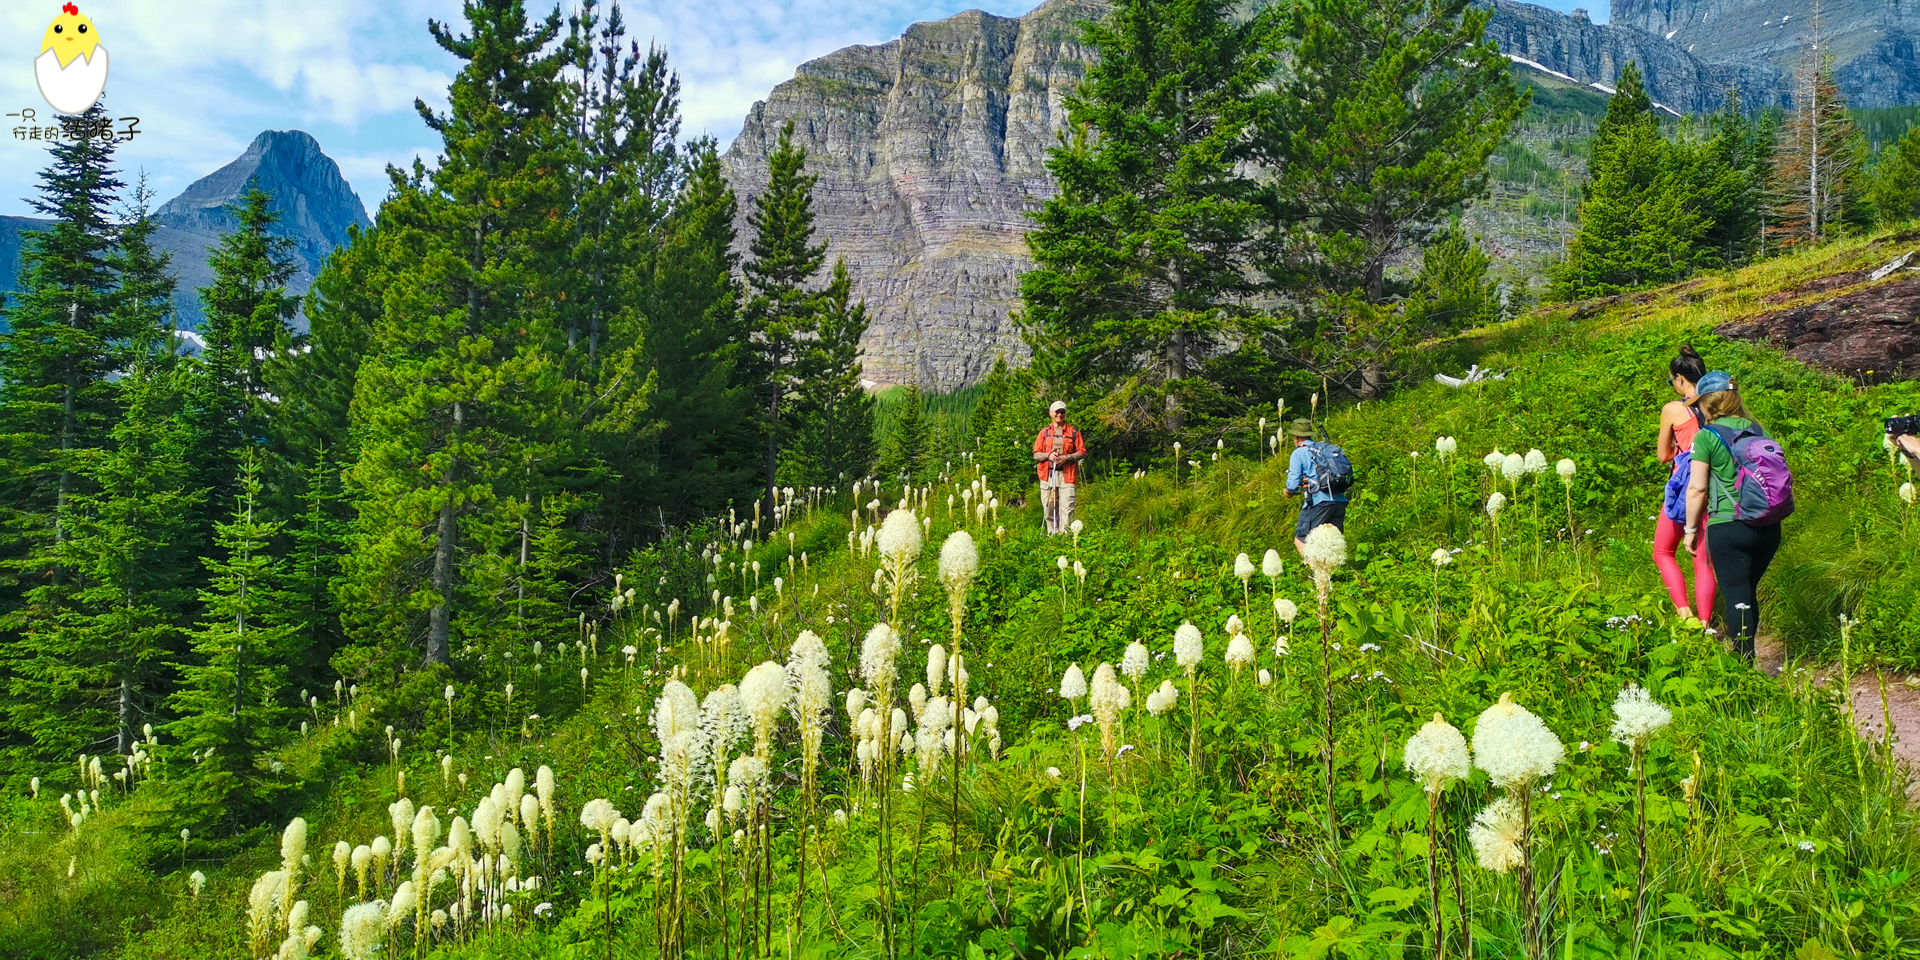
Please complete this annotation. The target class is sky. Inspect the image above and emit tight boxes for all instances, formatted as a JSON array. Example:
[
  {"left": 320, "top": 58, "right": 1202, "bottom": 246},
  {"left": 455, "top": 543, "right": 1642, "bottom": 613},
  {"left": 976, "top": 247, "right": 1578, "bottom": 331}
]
[
  {"left": 1, "top": 0, "right": 1611, "bottom": 220},
  {"left": 0, "top": 0, "right": 1036, "bottom": 219}
]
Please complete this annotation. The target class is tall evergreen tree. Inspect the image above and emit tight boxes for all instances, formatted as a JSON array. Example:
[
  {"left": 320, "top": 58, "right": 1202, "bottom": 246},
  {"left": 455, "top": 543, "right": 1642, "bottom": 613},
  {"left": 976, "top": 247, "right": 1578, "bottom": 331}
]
[
  {"left": 1405, "top": 223, "right": 1500, "bottom": 334},
  {"left": 641, "top": 141, "right": 755, "bottom": 526},
  {"left": 875, "top": 386, "right": 930, "bottom": 485},
  {"left": 275, "top": 224, "right": 382, "bottom": 468},
  {"left": 9, "top": 358, "right": 197, "bottom": 762},
  {"left": 0, "top": 106, "right": 131, "bottom": 619},
  {"left": 1768, "top": 33, "right": 1866, "bottom": 249},
  {"left": 1020, "top": 0, "right": 1275, "bottom": 443},
  {"left": 741, "top": 122, "right": 828, "bottom": 518},
  {"left": 1696, "top": 89, "right": 1770, "bottom": 265},
  {"left": 166, "top": 452, "right": 298, "bottom": 828},
  {"left": 787, "top": 258, "right": 876, "bottom": 487},
  {"left": 344, "top": 0, "right": 594, "bottom": 668},
  {"left": 1551, "top": 121, "right": 1716, "bottom": 299},
  {"left": 1869, "top": 123, "right": 1920, "bottom": 225},
  {"left": 1264, "top": 0, "right": 1525, "bottom": 397}
]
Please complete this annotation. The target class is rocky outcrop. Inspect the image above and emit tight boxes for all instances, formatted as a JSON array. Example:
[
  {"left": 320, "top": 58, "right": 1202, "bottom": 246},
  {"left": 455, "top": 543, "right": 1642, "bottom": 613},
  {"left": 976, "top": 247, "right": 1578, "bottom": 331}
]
[
  {"left": 154, "top": 130, "right": 372, "bottom": 329},
  {"left": 0, "top": 130, "right": 369, "bottom": 332},
  {"left": 1613, "top": 0, "right": 1920, "bottom": 107},
  {"left": 1716, "top": 267, "right": 1920, "bottom": 381},
  {"left": 1485, "top": 0, "right": 1791, "bottom": 112},
  {"left": 724, "top": 0, "right": 1103, "bottom": 390}
]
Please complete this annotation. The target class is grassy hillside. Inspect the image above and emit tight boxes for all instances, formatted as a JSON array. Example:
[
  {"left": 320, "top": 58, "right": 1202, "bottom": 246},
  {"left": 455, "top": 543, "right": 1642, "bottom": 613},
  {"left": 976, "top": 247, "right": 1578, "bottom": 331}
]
[{"left": 6, "top": 230, "right": 1920, "bottom": 960}]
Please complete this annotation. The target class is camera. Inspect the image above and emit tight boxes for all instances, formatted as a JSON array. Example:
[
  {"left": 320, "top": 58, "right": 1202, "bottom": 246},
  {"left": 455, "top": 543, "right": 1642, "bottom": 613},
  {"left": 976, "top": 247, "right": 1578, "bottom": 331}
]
[{"left": 1888, "top": 415, "right": 1920, "bottom": 438}]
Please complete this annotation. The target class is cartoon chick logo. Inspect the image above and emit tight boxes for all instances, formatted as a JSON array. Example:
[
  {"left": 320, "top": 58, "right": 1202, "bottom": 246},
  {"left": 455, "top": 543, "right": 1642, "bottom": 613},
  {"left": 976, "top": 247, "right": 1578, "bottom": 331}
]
[{"left": 35, "top": 2, "right": 109, "bottom": 115}]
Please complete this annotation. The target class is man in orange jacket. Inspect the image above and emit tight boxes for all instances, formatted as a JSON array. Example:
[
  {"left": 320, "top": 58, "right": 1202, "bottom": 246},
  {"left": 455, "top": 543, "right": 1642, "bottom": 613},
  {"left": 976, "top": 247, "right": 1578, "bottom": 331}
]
[{"left": 1033, "top": 400, "right": 1087, "bottom": 535}]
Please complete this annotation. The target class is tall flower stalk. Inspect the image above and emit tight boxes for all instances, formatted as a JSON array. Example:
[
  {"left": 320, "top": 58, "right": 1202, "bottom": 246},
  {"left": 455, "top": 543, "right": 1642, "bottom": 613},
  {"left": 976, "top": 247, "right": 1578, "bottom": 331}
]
[
  {"left": 1610, "top": 683, "right": 1672, "bottom": 957},
  {"left": 787, "top": 632, "right": 832, "bottom": 944},
  {"left": 1405, "top": 714, "right": 1472, "bottom": 960},
  {"left": 938, "top": 532, "right": 980, "bottom": 882},
  {"left": 1301, "top": 523, "right": 1347, "bottom": 836},
  {"left": 860, "top": 622, "right": 904, "bottom": 959},
  {"left": 1470, "top": 692, "right": 1565, "bottom": 960},
  {"left": 1172, "top": 624, "right": 1203, "bottom": 766}
]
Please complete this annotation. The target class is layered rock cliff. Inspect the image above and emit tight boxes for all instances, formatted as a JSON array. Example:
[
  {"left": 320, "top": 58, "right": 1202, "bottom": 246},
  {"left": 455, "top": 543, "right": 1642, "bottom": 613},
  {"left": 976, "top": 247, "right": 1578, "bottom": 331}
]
[
  {"left": 1613, "top": 0, "right": 1920, "bottom": 106},
  {"left": 726, "top": 0, "right": 1918, "bottom": 389}
]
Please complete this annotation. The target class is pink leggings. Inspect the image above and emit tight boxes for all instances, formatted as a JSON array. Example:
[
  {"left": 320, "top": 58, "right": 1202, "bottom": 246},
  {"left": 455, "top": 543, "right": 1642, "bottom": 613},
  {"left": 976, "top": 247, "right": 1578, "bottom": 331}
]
[{"left": 1652, "top": 514, "right": 1716, "bottom": 615}]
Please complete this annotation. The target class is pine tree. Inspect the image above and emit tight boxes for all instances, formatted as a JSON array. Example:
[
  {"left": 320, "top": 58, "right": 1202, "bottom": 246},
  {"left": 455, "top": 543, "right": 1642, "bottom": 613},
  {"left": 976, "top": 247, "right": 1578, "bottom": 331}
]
[
  {"left": 166, "top": 452, "right": 298, "bottom": 827},
  {"left": 1768, "top": 21, "right": 1866, "bottom": 249},
  {"left": 1696, "top": 88, "right": 1769, "bottom": 265},
  {"left": 1405, "top": 224, "right": 1500, "bottom": 334},
  {"left": 1020, "top": 0, "right": 1275, "bottom": 443},
  {"left": 1869, "top": 123, "right": 1920, "bottom": 224},
  {"left": 876, "top": 386, "right": 930, "bottom": 484},
  {"left": 969, "top": 358, "right": 1043, "bottom": 492},
  {"left": 787, "top": 258, "right": 876, "bottom": 487},
  {"left": 641, "top": 141, "right": 756, "bottom": 526},
  {"left": 1266, "top": 0, "right": 1525, "bottom": 397},
  {"left": 0, "top": 106, "right": 131, "bottom": 614},
  {"left": 741, "top": 122, "right": 828, "bottom": 519},
  {"left": 9, "top": 358, "right": 198, "bottom": 762},
  {"left": 284, "top": 454, "right": 347, "bottom": 687},
  {"left": 274, "top": 224, "right": 382, "bottom": 468},
  {"left": 344, "top": 0, "right": 585, "bottom": 668},
  {"left": 1551, "top": 118, "right": 1716, "bottom": 299}
]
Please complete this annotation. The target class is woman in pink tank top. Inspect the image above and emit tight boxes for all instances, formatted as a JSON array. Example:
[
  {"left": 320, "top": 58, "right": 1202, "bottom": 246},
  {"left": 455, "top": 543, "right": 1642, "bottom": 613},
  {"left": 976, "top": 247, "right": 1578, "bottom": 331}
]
[{"left": 1654, "top": 345, "right": 1716, "bottom": 621}]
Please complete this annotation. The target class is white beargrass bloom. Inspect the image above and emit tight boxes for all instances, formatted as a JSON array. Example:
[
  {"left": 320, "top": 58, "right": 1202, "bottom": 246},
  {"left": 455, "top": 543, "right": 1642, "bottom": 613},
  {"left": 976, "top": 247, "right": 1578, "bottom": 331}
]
[
  {"left": 846, "top": 688, "right": 868, "bottom": 720},
  {"left": 1262, "top": 549, "right": 1283, "bottom": 578},
  {"left": 1525, "top": 449, "right": 1548, "bottom": 474},
  {"left": 1225, "top": 634, "right": 1255, "bottom": 672},
  {"left": 1059, "top": 663, "right": 1087, "bottom": 700},
  {"left": 1088, "top": 663, "right": 1130, "bottom": 754},
  {"left": 926, "top": 644, "right": 947, "bottom": 694},
  {"left": 1435, "top": 436, "right": 1457, "bottom": 458},
  {"left": 1469, "top": 796, "right": 1525, "bottom": 873},
  {"left": 860, "top": 623, "right": 901, "bottom": 691},
  {"left": 1173, "top": 622, "right": 1203, "bottom": 670},
  {"left": 580, "top": 798, "right": 619, "bottom": 842},
  {"left": 1499, "top": 453, "right": 1527, "bottom": 482},
  {"left": 937, "top": 531, "right": 980, "bottom": 592},
  {"left": 1258, "top": 669, "right": 1272, "bottom": 686},
  {"left": 1146, "top": 680, "right": 1179, "bottom": 716},
  {"left": 1234, "top": 553, "right": 1255, "bottom": 582},
  {"left": 1609, "top": 683, "right": 1673, "bottom": 747},
  {"left": 741, "top": 661, "right": 790, "bottom": 752},
  {"left": 1472, "top": 692, "right": 1564, "bottom": 789},
  {"left": 729, "top": 755, "right": 771, "bottom": 807},
  {"left": 1274, "top": 597, "right": 1298, "bottom": 624},
  {"left": 387, "top": 882, "right": 416, "bottom": 929},
  {"left": 909, "top": 683, "right": 928, "bottom": 720},
  {"left": 1120, "top": 642, "right": 1149, "bottom": 682},
  {"left": 1404, "top": 713, "right": 1472, "bottom": 793},
  {"left": 1902, "top": 482, "right": 1916, "bottom": 505},
  {"left": 1301, "top": 525, "right": 1346, "bottom": 591},
  {"left": 1431, "top": 548, "right": 1452, "bottom": 568},
  {"left": 190, "top": 869, "right": 207, "bottom": 898},
  {"left": 1486, "top": 491, "right": 1507, "bottom": 520},
  {"left": 1556, "top": 458, "right": 1576, "bottom": 480},
  {"left": 1482, "top": 449, "right": 1503, "bottom": 471},
  {"left": 248, "top": 870, "right": 288, "bottom": 951},
  {"left": 339, "top": 902, "right": 387, "bottom": 960},
  {"left": 878, "top": 509, "right": 922, "bottom": 568}
]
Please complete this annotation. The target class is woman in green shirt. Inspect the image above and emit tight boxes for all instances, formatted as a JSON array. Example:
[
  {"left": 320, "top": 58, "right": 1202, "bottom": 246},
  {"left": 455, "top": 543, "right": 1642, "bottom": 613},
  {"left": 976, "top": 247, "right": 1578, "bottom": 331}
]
[{"left": 1682, "top": 371, "right": 1782, "bottom": 659}]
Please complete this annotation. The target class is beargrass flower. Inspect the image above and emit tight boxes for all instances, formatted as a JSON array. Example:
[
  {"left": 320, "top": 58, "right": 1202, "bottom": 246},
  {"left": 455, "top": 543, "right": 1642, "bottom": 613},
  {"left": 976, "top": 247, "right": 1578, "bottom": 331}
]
[
  {"left": 1431, "top": 548, "right": 1452, "bottom": 567},
  {"left": 1609, "top": 684, "right": 1673, "bottom": 747},
  {"left": 938, "top": 531, "right": 980, "bottom": 592},
  {"left": 1120, "top": 642, "right": 1149, "bottom": 682},
  {"left": 1486, "top": 491, "right": 1507, "bottom": 520},
  {"left": 1173, "top": 623, "right": 1204, "bottom": 671},
  {"left": 1501, "top": 453, "right": 1528, "bottom": 482},
  {"left": 1902, "top": 482, "right": 1916, "bottom": 505},
  {"left": 1225, "top": 635, "right": 1255, "bottom": 672},
  {"left": 1524, "top": 449, "right": 1548, "bottom": 474},
  {"left": 1469, "top": 796, "right": 1525, "bottom": 873},
  {"left": 1262, "top": 549, "right": 1284, "bottom": 578},
  {"left": 1404, "top": 713, "right": 1472, "bottom": 793},
  {"left": 1301, "top": 525, "right": 1346, "bottom": 591},
  {"left": 1274, "top": 598, "right": 1298, "bottom": 624},
  {"left": 1557, "top": 458, "right": 1576, "bottom": 480},
  {"left": 1059, "top": 664, "right": 1087, "bottom": 700},
  {"left": 1147, "top": 680, "right": 1179, "bottom": 716},
  {"left": 1472, "top": 692, "right": 1564, "bottom": 789},
  {"left": 1483, "top": 449, "right": 1504, "bottom": 472},
  {"left": 1436, "top": 436, "right": 1457, "bottom": 458},
  {"left": 1235, "top": 553, "right": 1256, "bottom": 582},
  {"left": 339, "top": 902, "right": 386, "bottom": 960}
]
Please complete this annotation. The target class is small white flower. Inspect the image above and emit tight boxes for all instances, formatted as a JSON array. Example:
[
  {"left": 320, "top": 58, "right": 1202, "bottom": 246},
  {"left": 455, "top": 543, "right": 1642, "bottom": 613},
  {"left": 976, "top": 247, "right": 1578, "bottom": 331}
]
[
  {"left": 1430, "top": 548, "right": 1452, "bottom": 568},
  {"left": 1797, "top": 840, "right": 1816, "bottom": 853},
  {"left": 1556, "top": 458, "right": 1576, "bottom": 480}
]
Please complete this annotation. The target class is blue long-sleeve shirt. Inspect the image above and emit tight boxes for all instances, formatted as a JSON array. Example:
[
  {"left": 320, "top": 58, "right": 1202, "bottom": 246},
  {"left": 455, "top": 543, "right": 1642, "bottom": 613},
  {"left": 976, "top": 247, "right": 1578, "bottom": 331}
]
[{"left": 1286, "top": 443, "right": 1347, "bottom": 507}]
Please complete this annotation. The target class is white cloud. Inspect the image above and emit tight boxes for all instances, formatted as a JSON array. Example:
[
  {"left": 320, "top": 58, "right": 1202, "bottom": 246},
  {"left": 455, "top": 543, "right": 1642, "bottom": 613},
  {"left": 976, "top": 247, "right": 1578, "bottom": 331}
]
[{"left": 0, "top": 0, "right": 1038, "bottom": 218}]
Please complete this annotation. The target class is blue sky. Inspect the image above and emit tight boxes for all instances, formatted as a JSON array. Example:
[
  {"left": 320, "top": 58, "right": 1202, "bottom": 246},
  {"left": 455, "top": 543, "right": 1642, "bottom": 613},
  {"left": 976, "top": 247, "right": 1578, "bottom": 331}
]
[{"left": 1, "top": 0, "right": 1036, "bottom": 218}]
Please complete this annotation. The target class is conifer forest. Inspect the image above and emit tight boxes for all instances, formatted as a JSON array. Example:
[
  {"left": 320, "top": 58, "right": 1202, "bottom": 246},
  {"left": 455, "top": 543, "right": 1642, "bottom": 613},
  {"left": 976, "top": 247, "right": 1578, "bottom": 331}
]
[{"left": 4, "top": 0, "right": 1920, "bottom": 958}]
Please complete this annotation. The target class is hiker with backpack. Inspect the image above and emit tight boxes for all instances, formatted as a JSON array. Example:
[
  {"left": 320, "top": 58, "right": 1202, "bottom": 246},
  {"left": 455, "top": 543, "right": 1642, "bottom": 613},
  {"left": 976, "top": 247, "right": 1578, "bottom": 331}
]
[
  {"left": 1654, "top": 345, "right": 1717, "bottom": 623},
  {"left": 1282, "top": 418, "right": 1352, "bottom": 553},
  {"left": 1684, "top": 371, "right": 1794, "bottom": 659}
]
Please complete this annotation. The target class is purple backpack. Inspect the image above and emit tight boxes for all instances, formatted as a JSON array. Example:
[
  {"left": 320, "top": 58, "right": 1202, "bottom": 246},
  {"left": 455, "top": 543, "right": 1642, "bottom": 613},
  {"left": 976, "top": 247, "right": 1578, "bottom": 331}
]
[{"left": 1703, "top": 422, "right": 1794, "bottom": 526}]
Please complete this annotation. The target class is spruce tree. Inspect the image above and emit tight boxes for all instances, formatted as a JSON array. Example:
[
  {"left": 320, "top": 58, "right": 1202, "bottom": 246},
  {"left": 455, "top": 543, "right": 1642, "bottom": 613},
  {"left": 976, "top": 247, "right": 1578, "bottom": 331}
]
[
  {"left": 274, "top": 224, "right": 382, "bottom": 468},
  {"left": 1551, "top": 119, "right": 1715, "bottom": 299},
  {"left": 741, "top": 122, "right": 828, "bottom": 518},
  {"left": 344, "top": 0, "right": 584, "bottom": 667},
  {"left": 1021, "top": 0, "right": 1275, "bottom": 442},
  {"left": 10, "top": 358, "right": 198, "bottom": 762},
  {"left": 0, "top": 106, "right": 130, "bottom": 614},
  {"left": 787, "top": 258, "right": 877, "bottom": 487},
  {"left": 1405, "top": 224, "right": 1500, "bottom": 334},
  {"left": 642, "top": 141, "right": 755, "bottom": 526},
  {"left": 167, "top": 452, "right": 298, "bottom": 827},
  {"left": 1696, "top": 89, "right": 1769, "bottom": 265},
  {"left": 1265, "top": 0, "right": 1525, "bottom": 397},
  {"left": 876, "top": 386, "right": 930, "bottom": 485},
  {"left": 1869, "top": 124, "right": 1920, "bottom": 224}
]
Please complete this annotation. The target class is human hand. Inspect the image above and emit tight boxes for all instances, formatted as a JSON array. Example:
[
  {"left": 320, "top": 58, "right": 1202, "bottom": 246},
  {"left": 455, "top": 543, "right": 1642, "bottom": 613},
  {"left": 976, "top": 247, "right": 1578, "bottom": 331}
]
[{"left": 1682, "top": 526, "right": 1701, "bottom": 555}]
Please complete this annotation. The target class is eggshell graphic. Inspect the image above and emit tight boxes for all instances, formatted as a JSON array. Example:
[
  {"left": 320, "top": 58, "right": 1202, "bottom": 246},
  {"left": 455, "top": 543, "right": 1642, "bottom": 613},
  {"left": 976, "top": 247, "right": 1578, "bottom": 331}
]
[{"left": 36, "top": 45, "right": 108, "bottom": 115}]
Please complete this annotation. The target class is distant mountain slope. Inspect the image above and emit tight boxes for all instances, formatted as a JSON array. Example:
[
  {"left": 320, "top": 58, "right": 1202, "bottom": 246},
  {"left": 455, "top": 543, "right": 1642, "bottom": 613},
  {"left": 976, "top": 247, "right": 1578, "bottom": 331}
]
[{"left": 0, "top": 130, "right": 370, "bottom": 331}]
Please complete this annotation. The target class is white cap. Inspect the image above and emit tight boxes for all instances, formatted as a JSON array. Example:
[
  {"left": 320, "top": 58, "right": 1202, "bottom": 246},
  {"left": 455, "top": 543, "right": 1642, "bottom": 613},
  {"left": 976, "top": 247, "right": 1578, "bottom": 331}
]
[{"left": 1049, "top": 400, "right": 1067, "bottom": 413}]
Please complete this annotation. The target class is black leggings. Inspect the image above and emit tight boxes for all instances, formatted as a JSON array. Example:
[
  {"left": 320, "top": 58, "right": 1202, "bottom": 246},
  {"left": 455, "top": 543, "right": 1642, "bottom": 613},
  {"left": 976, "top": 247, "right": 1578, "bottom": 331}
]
[{"left": 1706, "top": 521, "right": 1782, "bottom": 658}]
